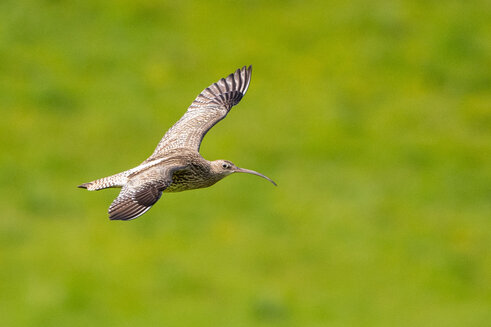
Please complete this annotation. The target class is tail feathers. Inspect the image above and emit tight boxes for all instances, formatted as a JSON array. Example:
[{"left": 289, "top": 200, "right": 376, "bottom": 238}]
[
  {"left": 78, "top": 172, "right": 128, "bottom": 191},
  {"left": 78, "top": 183, "right": 91, "bottom": 189}
]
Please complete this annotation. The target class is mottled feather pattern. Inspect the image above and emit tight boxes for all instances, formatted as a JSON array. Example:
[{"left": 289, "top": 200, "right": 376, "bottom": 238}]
[
  {"left": 78, "top": 172, "right": 129, "bottom": 191},
  {"left": 78, "top": 66, "right": 277, "bottom": 221},
  {"left": 107, "top": 154, "right": 198, "bottom": 220},
  {"left": 108, "top": 186, "right": 155, "bottom": 220},
  {"left": 165, "top": 161, "right": 220, "bottom": 192},
  {"left": 150, "top": 65, "right": 252, "bottom": 156},
  {"left": 109, "top": 177, "right": 172, "bottom": 220}
]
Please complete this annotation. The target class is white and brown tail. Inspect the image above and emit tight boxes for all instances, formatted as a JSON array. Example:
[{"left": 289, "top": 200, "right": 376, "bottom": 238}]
[{"left": 78, "top": 171, "right": 130, "bottom": 191}]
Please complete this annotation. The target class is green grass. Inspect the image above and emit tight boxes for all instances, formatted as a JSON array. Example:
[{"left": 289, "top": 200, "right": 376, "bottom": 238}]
[{"left": 0, "top": 0, "right": 490, "bottom": 326}]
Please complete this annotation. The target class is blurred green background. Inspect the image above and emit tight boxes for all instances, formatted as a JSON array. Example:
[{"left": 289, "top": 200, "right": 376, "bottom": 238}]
[{"left": 1, "top": 0, "right": 490, "bottom": 326}]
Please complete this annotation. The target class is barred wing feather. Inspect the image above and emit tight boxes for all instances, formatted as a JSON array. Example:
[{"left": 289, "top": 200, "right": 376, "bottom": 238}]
[{"left": 149, "top": 65, "right": 252, "bottom": 158}]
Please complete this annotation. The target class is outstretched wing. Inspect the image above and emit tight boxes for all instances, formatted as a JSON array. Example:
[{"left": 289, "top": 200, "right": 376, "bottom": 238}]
[
  {"left": 149, "top": 66, "right": 252, "bottom": 158},
  {"left": 108, "top": 164, "right": 185, "bottom": 221},
  {"left": 108, "top": 182, "right": 166, "bottom": 220}
]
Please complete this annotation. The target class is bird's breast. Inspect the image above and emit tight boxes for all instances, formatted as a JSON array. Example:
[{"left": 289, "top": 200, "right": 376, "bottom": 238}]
[{"left": 164, "top": 163, "right": 220, "bottom": 192}]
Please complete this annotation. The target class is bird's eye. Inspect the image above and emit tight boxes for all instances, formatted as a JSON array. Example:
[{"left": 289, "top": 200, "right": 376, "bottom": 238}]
[{"left": 222, "top": 163, "right": 228, "bottom": 168}]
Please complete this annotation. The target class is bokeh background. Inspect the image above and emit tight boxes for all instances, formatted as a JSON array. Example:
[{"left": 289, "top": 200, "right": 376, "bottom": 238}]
[{"left": 1, "top": 0, "right": 490, "bottom": 326}]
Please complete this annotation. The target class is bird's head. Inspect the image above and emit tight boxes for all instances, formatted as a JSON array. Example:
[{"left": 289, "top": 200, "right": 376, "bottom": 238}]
[{"left": 211, "top": 160, "right": 277, "bottom": 186}]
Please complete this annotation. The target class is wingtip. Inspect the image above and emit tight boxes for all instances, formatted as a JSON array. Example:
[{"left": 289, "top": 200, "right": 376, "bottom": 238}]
[
  {"left": 242, "top": 65, "right": 252, "bottom": 74},
  {"left": 108, "top": 210, "right": 148, "bottom": 221},
  {"left": 242, "top": 65, "right": 252, "bottom": 94},
  {"left": 78, "top": 183, "right": 89, "bottom": 189},
  {"left": 239, "top": 65, "right": 252, "bottom": 73}
]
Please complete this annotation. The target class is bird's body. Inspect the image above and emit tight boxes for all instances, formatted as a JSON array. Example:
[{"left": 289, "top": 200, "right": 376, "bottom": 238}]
[
  {"left": 163, "top": 153, "right": 221, "bottom": 193},
  {"left": 79, "top": 66, "right": 276, "bottom": 221}
]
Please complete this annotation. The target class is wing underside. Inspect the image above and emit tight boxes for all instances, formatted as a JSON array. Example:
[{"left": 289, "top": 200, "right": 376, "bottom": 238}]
[{"left": 149, "top": 65, "right": 252, "bottom": 158}]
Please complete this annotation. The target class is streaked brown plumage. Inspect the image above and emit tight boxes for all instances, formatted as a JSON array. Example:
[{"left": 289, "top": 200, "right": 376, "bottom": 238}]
[{"left": 78, "top": 66, "right": 276, "bottom": 221}]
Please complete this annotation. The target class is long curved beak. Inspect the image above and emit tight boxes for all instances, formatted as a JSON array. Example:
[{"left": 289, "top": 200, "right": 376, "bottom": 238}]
[{"left": 234, "top": 167, "right": 277, "bottom": 186}]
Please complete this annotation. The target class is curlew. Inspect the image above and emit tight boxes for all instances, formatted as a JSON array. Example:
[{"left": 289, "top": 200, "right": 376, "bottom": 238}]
[{"left": 78, "top": 66, "right": 276, "bottom": 221}]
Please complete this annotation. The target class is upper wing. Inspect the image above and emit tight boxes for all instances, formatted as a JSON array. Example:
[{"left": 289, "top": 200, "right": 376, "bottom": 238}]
[
  {"left": 108, "top": 164, "right": 185, "bottom": 221},
  {"left": 148, "top": 66, "right": 252, "bottom": 158}
]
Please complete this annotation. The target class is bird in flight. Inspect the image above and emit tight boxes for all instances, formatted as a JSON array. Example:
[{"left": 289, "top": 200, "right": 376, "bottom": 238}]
[{"left": 78, "top": 66, "right": 276, "bottom": 221}]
